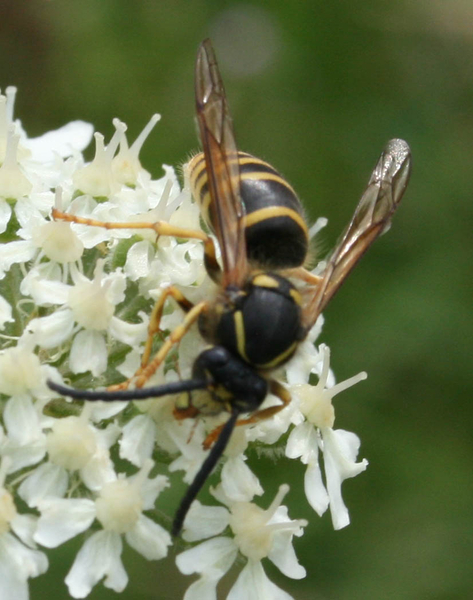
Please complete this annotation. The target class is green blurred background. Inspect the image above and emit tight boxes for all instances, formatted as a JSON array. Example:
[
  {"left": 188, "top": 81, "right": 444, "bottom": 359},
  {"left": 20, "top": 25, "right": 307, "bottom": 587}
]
[{"left": 1, "top": 1, "right": 472, "bottom": 598}]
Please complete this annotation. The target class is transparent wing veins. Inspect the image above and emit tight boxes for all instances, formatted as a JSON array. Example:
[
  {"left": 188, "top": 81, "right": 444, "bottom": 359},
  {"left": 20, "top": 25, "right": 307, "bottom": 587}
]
[
  {"left": 303, "top": 138, "right": 411, "bottom": 330},
  {"left": 195, "top": 39, "right": 248, "bottom": 286}
]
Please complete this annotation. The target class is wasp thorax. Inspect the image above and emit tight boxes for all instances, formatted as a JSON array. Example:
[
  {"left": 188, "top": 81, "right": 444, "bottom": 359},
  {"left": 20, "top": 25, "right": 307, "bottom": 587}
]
[{"left": 198, "top": 273, "right": 304, "bottom": 371}]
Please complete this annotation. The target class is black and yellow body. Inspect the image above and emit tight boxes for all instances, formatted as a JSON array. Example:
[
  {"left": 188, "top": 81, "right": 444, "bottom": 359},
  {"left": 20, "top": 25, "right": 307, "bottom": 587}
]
[
  {"left": 198, "top": 272, "right": 305, "bottom": 373},
  {"left": 190, "top": 346, "right": 269, "bottom": 415},
  {"left": 47, "top": 39, "right": 411, "bottom": 538},
  {"left": 188, "top": 151, "right": 309, "bottom": 270}
]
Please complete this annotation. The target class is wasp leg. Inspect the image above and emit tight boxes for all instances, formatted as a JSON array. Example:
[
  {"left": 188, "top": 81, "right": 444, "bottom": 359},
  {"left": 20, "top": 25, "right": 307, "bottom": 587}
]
[
  {"left": 283, "top": 266, "right": 323, "bottom": 286},
  {"left": 108, "top": 286, "right": 196, "bottom": 391},
  {"left": 52, "top": 208, "right": 222, "bottom": 283},
  {"left": 134, "top": 301, "right": 208, "bottom": 389},
  {"left": 203, "top": 379, "right": 291, "bottom": 449},
  {"left": 173, "top": 404, "right": 199, "bottom": 420},
  {"left": 141, "top": 287, "right": 194, "bottom": 373}
]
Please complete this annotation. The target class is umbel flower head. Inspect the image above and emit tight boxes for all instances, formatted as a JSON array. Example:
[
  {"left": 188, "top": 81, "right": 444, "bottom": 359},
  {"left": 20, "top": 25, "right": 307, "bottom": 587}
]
[{"left": 0, "top": 87, "right": 368, "bottom": 599}]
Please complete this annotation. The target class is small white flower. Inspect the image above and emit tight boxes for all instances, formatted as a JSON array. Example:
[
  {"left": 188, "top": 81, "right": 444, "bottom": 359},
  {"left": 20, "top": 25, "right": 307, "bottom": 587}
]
[
  {"left": 32, "top": 220, "right": 84, "bottom": 264},
  {"left": 2, "top": 394, "right": 48, "bottom": 473},
  {"left": 177, "top": 485, "right": 306, "bottom": 600},
  {"left": 112, "top": 114, "right": 161, "bottom": 185},
  {"left": 34, "top": 460, "right": 171, "bottom": 598},
  {"left": 46, "top": 409, "right": 118, "bottom": 487},
  {"left": 287, "top": 344, "right": 368, "bottom": 529},
  {"left": 117, "top": 364, "right": 187, "bottom": 466},
  {"left": 0, "top": 457, "right": 48, "bottom": 599},
  {"left": 0, "top": 87, "right": 24, "bottom": 161},
  {"left": 72, "top": 122, "right": 126, "bottom": 197},
  {"left": 0, "top": 339, "right": 43, "bottom": 398},
  {"left": 68, "top": 260, "right": 119, "bottom": 330},
  {"left": 0, "top": 187, "right": 85, "bottom": 290},
  {"left": 16, "top": 401, "right": 119, "bottom": 509},
  {"left": 0, "top": 126, "right": 32, "bottom": 202},
  {"left": 26, "top": 259, "right": 146, "bottom": 376},
  {"left": 0, "top": 336, "right": 61, "bottom": 473}
]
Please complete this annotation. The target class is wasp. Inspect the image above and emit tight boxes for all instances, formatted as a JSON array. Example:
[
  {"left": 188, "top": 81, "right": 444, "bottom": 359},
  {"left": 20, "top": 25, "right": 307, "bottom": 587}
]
[{"left": 48, "top": 39, "right": 411, "bottom": 536}]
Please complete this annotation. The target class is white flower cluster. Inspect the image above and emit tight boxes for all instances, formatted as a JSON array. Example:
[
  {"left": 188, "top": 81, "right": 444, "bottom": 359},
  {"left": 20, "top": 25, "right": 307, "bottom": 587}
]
[{"left": 0, "top": 87, "right": 368, "bottom": 599}]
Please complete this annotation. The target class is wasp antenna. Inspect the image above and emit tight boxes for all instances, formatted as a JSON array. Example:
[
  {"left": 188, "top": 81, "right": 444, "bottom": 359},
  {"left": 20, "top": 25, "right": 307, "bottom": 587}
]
[
  {"left": 46, "top": 378, "right": 208, "bottom": 402},
  {"left": 172, "top": 406, "right": 240, "bottom": 537}
]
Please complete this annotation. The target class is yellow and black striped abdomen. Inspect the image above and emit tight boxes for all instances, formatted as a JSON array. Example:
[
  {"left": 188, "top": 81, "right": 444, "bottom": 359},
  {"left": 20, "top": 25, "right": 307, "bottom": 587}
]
[{"left": 188, "top": 151, "right": 309, "bottom": 270}]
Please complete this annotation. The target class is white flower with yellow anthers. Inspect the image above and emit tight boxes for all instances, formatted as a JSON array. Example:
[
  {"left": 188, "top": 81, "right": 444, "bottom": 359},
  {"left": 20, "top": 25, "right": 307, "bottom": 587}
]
[
  {"left": 17, "top": 401, "right": 120, "bottom": 508},
  {"left": 0, "top": 126, "right": 32, "bottom": 204},
  {"left": 0, "top": 336, "right": 59, "bottom": 472},
  {"left": 287, "top": 344, "right": 368, "bottom": 530},
  {"left": 63, "top": 117, "right": 181, "bottom": 250},
  {"left": 177, "top": 485, "right": 306, "bottom": 600},
  {"left": 34, "top": 459, "right": 171, "bottom": 598},
  {"left": 0, "top": 457, "right": 48, "bottom": 600},
  {"left": 25, "top": 259, "right": 147, "bottom": 376},
  {"left": 0, "top": 187, "right": 84, "bottom": 303},
  {"left": 0, "top": 86, "right": 93, "bottom": 231},
  {"left": 0, "top": 80, "right": 383, "bottom": 600}
]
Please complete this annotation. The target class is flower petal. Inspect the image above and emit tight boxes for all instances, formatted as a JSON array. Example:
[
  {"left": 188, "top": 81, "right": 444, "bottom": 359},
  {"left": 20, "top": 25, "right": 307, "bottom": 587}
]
[
  {"left": 88, "top": 400, "right": 128, "bottom": 422},
  {"left": 18, "top": 462, "right": 68, "bottom": 507},
  {"left": 124, "top": 240, "right": 153, "bottom": 280},
  {"left": 119, "top": 414, "right": 156, "bottom": 467},
  {"left": 304, "top": 459, "right": 329, "bottom": 517},
  {"left": 109, "top": 315, "right": 147, "bottom": 346},
  {"left": 228, "top": 560, "right": 295, "bottom": 600},
  {"left": 20, "top": 263, "right": 70, "bottom": 306},
  {"left": 125, "top": 514, "right": 171, "bottom": 560},
  {"left": 3, "top": 395, "right": 43, "bottom": 445},
  {"left": 2, "top": 439, "right": 46, "bottom": 472},
  {"left": 322, "top": 428, "right": 368, "bottom": 530},
  {"left": 182, "top": 574, "right": 221, "bottom": 600},
  {"left": 138, "top": 474, "right": 169, "bottom": 510},
  {"left": 0, "top": 533, "right": 48, "bottom": 598},
  {"left": 0, "top": 240, "right": 36, "bottom": 278},
  {"left": 35, "top": 498, "right": 96, "bottom": 547},
  {"left": 10, "top": 513, "right": 40, "bottom": 548},
  {"left": 79, "top": 443, "right": 116, "bottom": 492},
  {"left": 70, "top": 330, "right": 107, "bottom": 376},
  {"left": 26, "top": 309, "right": 75, "bottom": 348},
  {"left": 26, "top": 121, "right": 94, "bottom": 161},
  {"left": 221, "top": 456, "right": 263, "bottom": 502},
  {"left": 65, "top": 531, "right": 128, "bottom": 598},
  {"left": 268, "top": 528, "right": 306, "bottom": 579},
  {"left": 181, "top": 502, "right": 230, "bottom": 542},
  {"left": 0, "top": 565, "right": 28, "bottom": 600},
  {"left": 285, "top": 421, "right": 316, "bottom": 463},
  {"left": 176, "top": 536, "right": 237, "bottom": 576}
]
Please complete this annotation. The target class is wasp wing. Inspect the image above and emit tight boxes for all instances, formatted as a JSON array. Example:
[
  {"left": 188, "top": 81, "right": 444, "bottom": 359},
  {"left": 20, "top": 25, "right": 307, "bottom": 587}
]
[
  {"left": 302, "top": 139, "right": 411, "bottom": 331},
  {"left": 195, "top": 39, "right": 248, "bottom": 287}
]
